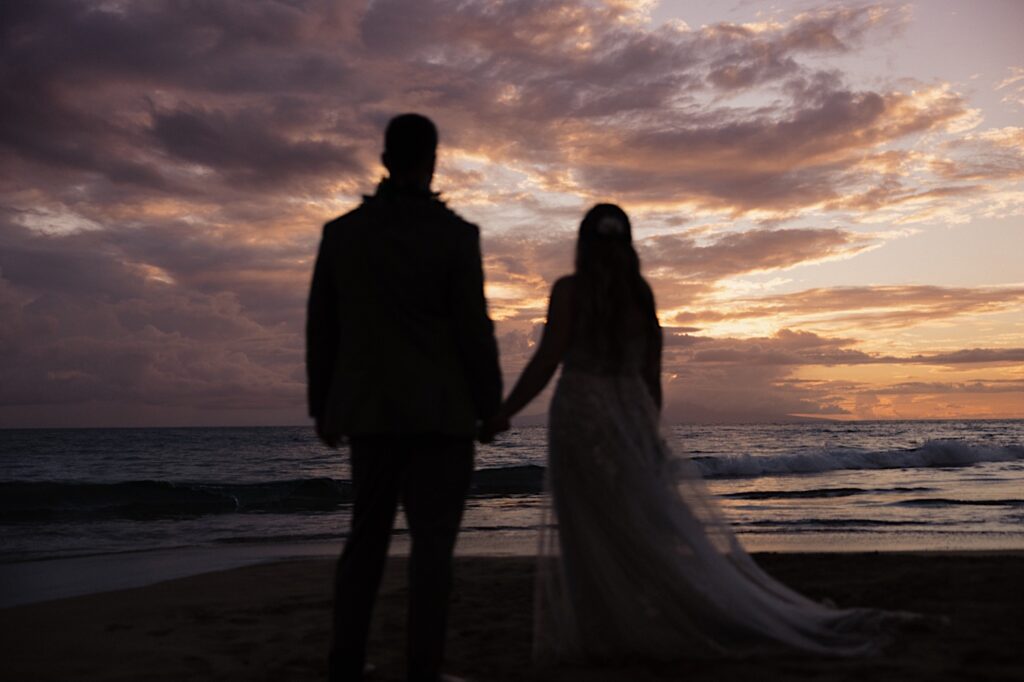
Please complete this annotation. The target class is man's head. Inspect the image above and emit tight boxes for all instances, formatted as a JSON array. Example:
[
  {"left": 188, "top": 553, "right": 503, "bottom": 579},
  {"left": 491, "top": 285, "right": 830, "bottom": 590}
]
[{"left": 382, "top": 113, "right": 437, "bottom": 190}]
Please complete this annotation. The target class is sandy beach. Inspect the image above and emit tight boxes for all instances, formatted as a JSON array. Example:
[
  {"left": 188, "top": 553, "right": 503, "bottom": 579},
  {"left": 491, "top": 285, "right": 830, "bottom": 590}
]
[{"left": 2, "top": 552, "right": 1023, "bottom": 681}]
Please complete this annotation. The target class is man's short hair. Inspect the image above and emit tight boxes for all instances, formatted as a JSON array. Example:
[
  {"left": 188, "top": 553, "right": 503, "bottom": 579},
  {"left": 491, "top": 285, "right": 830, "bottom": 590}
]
[{"left": 384, "top": 114, "right": 438, "bottom": 170}]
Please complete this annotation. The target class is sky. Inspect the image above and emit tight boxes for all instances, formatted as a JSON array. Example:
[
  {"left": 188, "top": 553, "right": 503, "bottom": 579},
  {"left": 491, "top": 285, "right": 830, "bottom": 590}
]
[{"left": 0, "top": 0, "right": 1022, "bottom": 427}]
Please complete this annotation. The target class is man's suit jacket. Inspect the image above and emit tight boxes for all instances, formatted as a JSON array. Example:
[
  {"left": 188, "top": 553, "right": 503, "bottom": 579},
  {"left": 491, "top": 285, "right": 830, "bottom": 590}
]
[{"left": 306, "top": 181, "right": 502, "bottom": 437}]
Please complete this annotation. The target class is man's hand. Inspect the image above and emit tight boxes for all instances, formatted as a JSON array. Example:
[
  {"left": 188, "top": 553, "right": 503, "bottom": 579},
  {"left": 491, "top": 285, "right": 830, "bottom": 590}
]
[
  {"left": 315, "top": 418, "right": 340, "bottom": 448},
  {"left": 478, "top": 412, "right": 510, "bottom": 444}
]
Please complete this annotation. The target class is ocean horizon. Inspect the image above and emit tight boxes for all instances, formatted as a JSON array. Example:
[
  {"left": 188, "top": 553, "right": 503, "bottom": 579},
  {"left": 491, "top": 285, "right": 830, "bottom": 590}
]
[{"left": 2, "top": 419, "right": 1023, "bottom": 606}]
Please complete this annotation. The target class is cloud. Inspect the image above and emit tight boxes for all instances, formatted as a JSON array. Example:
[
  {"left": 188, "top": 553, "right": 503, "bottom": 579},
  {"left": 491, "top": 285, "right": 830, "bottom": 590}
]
[
  {"left": 0, "top": 0, "right": 1020, "bottom": 425},
  {"left": 0, "top": 0, "right": 374, "bottom": 209},
  {"left": 656, "top": 329, "right": 1024, "bottom": 422},
  {"left": 482, "top": 225, "right": 877, "bottom": 324},
  {"left": 569, "top": 84, "right": 973, "bottom": 213},
  {"left": 3, "top": 0, "right": 1011, "bottom": 227},
  {"left": 149, "top": 105, "right": 361, "bottom": 188},
  {"left": 932, "top": 126, "right": 1024, "bottom": 182},
  {"left": 5, "top": 0, "right": 987, "bottom": 217},
  {"left": 863, "top": 380, "right": 1024, "bottom": 395},
  {"left": 995, "top": 66, "right": 1024, "bottom": 108},
  {"left": 642, "top": 226, "right": 874, "bottom": 279},
  {"left": 0, "top": 221, "right": 305, "bottom": 424},
  {"left": 674, "top": 284, "right": 1024, "bottom": 330},
  {"left": 906, "top": 348, "right": 1024, "bottom": 364},
  {"left": 680, "top": 329, "right": 1024, "bottom": 367}
]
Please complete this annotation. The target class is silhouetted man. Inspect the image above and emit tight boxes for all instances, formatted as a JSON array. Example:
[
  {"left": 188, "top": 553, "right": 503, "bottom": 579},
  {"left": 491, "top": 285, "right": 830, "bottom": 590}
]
[{"left": 307, "top": 113, "right": 502, "bottom": 682}]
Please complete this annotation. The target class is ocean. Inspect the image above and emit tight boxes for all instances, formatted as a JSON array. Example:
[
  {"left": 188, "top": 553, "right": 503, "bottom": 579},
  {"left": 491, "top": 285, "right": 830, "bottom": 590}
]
[{"left": 2, "top": 420, "right": 1023, "bottom": 605}]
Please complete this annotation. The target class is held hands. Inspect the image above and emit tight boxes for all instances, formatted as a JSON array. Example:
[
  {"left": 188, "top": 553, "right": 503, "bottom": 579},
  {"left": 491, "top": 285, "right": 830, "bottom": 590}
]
[{"left": 478, "top": 410, "right": 511, "bottom": 444}]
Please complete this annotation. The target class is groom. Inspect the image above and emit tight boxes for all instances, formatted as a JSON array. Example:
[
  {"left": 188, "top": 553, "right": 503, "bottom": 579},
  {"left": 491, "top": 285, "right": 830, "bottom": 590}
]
[{"left": 306, "top": 113, "right": 502, "bottom": 682}]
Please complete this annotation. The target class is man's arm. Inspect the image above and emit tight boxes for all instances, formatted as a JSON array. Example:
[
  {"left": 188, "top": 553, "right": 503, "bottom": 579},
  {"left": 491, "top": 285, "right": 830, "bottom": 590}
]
[
  {"left": 452, "top": 223, "right": 502, "bottom": 421},
  {"left": 306, "top": 224, "right": 341, "bottom": 444}
]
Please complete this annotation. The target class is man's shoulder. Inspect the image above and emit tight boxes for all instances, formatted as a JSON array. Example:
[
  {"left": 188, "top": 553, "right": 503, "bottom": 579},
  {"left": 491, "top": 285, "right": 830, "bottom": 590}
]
[
  {"left": 427, "top": 197, "right": 479, "bottom": 236},
  {"left": 553, "top": 274, "right": 576, "bottom": 290},
  {"left": 323, "top": 201, "right": 372, "bottom": 233},
  {"left": 324, "top": 195, "right": 474, "bottom": 225}
]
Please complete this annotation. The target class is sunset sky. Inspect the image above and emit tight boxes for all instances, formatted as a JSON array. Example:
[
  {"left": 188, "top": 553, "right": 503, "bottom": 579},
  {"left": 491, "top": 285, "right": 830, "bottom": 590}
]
[{"left": 1, "top": 0, "right": 1021, "bottom": 427}]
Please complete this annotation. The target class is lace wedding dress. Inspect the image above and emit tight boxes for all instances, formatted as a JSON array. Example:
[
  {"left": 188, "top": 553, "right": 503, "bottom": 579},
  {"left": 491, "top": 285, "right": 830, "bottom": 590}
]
[{"left": 535, "top": 337, "right": 893, "bottom": 662}]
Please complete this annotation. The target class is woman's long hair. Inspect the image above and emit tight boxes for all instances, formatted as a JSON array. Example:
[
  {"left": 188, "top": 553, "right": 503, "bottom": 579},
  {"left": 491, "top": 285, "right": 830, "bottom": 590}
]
[{"left": 573, "top": 204, "right": 657, "bottom": 369}]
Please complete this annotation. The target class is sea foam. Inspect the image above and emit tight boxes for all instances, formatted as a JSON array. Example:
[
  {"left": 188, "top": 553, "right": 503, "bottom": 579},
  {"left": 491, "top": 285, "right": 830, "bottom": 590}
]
[{"left": 691, "top": 439, "right": 1024, "bottom": 478}]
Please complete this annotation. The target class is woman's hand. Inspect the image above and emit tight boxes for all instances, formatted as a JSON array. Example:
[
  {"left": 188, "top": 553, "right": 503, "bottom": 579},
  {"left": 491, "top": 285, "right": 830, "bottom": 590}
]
[{"left": 478, "top": 411, "right": 511, "bottom": 444}]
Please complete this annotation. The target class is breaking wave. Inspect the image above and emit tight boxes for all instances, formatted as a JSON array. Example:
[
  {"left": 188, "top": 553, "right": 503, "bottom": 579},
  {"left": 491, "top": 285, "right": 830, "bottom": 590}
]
[
  {"left": 691, "top": 439, "right": 1024, "bottom": 478},
  {"left": 2, "top": 440, "right": 1020, "bottom": 520}
]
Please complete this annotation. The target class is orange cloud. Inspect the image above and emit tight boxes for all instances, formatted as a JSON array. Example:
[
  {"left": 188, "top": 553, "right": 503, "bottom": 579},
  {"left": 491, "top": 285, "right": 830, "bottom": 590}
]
[{"left": 674, "top": 285, "right": 1024, "bottom": 331}]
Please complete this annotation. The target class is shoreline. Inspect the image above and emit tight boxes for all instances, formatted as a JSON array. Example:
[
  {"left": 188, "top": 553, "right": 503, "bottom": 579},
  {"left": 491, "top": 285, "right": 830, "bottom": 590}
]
[
  {"left": 5, "top": 529, "right": 1024, "bottom": 609},
  {"left": 3, "top": 552, "right": 1024, "bottom": 681}
]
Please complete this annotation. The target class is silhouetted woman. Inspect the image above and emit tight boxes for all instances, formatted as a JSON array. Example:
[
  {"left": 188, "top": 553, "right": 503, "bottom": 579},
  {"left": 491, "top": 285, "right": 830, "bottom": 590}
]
[{"left": 483, "top": 204, "right": 895, "bottom": 663}]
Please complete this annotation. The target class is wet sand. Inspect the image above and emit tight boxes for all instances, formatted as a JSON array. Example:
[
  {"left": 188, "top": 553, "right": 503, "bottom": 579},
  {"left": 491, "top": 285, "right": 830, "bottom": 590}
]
[{"left": 2, "top": 552, "right": 1023, "bottom": 681}]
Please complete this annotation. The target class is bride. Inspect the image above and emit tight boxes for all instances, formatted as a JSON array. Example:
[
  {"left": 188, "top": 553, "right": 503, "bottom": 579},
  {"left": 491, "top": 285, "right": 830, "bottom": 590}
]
[{"left": 481, "top": 204, "right": 892, "bottom": 662}]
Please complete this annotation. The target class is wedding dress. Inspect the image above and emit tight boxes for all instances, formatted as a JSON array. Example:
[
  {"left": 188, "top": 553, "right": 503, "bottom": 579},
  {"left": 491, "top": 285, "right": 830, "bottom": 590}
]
[{"left": 535, "top": 331, "right": 894, "bottom": 662}]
